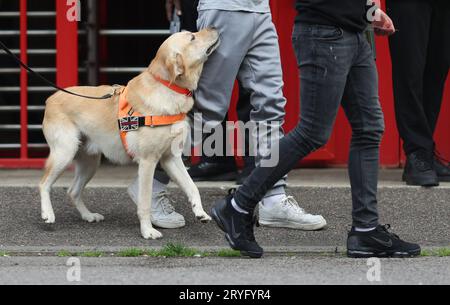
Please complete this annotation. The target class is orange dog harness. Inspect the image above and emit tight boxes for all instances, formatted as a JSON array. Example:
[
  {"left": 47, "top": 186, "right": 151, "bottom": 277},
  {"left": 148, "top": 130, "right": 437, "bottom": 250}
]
[{"left": 118, "top": 77, "right": 192, "bottom": 155}]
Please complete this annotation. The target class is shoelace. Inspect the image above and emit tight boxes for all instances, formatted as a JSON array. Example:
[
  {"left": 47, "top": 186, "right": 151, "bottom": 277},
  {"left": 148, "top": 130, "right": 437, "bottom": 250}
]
[
  {"left": 378, "top": 224, "right": 400, "bottom": 240},
  {"left": 281, "top": 196, "right": 306, "bottom": 215},
  {"left": 155, "top": 191, "right": 175, "bottom": 214}
]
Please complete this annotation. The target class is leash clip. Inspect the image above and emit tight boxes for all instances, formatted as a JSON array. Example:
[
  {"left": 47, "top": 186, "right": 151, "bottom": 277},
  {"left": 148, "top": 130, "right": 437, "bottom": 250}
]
[{"left": 112, "top": 85, "right": 125, "bottom": 97}]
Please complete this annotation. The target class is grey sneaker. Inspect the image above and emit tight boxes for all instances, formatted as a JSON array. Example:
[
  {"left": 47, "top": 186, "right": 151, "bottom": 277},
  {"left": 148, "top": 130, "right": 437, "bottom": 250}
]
[
  {"left": 127, "top": 182, "right": 185, "bottom": 229},
  {"left": 259, "top": 196, "right": 327, "bottom": 231}
]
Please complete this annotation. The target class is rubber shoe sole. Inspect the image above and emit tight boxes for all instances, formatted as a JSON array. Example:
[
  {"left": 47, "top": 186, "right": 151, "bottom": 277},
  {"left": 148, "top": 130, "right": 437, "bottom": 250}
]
[
  {"left": 403, "top": 173, "right": 439, "bottom": 187},
  {"left": 347, "top": 247, "right": 421, "bottom": 258},
  {"left": 258, "top": 219, "right": 327, "bottom": 231},
  {"left": 211, "top": 207, "right": 263, "bottom": 259}
]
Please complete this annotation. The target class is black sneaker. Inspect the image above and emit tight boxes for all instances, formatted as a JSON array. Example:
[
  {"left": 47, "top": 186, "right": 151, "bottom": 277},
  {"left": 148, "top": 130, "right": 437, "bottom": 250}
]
[
  {"left": 403, "top": 150, "right": 439, "bottom": 187},
  {"left": 347, "top": 225, "right": 421, "bottom": 258},
  {"left": 434, "top": 154, "right": 450, "bottom": 182},
  {"left": 188, "top": 161, "right": 238, "bottom": 182},
  {"left": 211, "top": 191, "right": 263, "bottom": 258}
]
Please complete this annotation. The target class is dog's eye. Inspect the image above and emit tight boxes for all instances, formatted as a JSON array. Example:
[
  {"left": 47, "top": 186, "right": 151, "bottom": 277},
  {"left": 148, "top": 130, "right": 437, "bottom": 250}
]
[{"left": 191, "top": 35, "right": 196, "bottom": 41}]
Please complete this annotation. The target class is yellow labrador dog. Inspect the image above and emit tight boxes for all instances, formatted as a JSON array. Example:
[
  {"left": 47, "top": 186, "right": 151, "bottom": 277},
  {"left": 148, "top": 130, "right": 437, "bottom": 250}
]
[{"left": 39, "top": 28, "right": 220, "bottom": 239}]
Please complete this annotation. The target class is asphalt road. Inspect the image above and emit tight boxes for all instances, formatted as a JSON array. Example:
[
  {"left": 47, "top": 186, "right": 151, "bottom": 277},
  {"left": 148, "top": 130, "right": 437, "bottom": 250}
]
[
  {"left": 0, "top": 255, "right": 448, "bottom": 285},
  {"left": 1, "top": 186, "right": 449, "bottom": 250}
]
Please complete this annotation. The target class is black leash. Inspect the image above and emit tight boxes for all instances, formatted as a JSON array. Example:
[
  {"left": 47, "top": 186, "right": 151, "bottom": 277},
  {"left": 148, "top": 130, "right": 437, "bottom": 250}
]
[{"left": 0, "top": 40, "right": 114, "bottom": 100}]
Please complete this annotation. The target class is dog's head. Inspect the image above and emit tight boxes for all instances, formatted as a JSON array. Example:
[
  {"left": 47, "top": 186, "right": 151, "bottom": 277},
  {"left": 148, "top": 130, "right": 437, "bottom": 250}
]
[{"left": 149, "top": 27, "right": 220, "bottom": 90}]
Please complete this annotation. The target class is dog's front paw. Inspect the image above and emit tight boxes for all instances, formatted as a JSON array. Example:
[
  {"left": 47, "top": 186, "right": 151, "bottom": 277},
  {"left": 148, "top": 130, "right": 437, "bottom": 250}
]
[
  {"left": 41, "top": 210, "right": 55, "bottom": 224},
  {"left": 195, "top": 211, "right": 212, "bottom": 223},
  {"left": 82, "top": 213, "right": 105, "bottom": 223},
  {"left": 141, "top": 225, "right": 163, "bottom": 240}
]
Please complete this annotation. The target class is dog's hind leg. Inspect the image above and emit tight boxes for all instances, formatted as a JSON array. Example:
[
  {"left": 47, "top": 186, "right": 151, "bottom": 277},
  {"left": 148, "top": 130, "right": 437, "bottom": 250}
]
[
  {"left": 39, "top": 122, "right": 80, "bottom": 224},
  {"left": 68, "top": 149, "right": 103, "bottom": 223},
  {"left": 160, "top": 155, "right": 211, "bottom": 223},
  {"left": 137, "top": 158, "right": 163, "bottom": 240}
]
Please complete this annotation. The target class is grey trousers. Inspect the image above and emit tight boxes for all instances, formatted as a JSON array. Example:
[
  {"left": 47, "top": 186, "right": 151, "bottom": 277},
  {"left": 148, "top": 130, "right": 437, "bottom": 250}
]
[
  {"left": 157, "top": 10, "right": 287, "bottom": 197},
  {"left": 195, "top": 10, "right": 287, "bottom": 194}
]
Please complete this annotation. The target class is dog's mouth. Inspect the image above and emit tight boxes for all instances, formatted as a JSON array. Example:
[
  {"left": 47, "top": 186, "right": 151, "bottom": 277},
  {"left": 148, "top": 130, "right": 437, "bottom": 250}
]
[{"left": 206, "top": 38, "right": 220, "bottom": 56}]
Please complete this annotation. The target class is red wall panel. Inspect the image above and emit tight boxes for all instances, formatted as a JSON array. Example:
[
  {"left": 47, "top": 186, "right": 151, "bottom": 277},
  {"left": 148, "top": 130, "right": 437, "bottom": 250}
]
[{"left": 270, "top": 0, "right": 450, "bottom": 167}]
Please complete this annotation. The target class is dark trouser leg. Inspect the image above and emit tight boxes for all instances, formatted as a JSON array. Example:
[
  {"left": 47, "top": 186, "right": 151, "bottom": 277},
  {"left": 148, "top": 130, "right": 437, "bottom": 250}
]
[
  {"left": 341, "top": 37, "right": 384, "bottom": 229},
  {"left": 423, "top": 0, "right": 450, "bottom": 133},
  {"left": 201, "top": 82, "right": 252, "bottom": 166},
  {"left": 154, "top": 165, "right": 171, "bottom": 185},
  {"left": 387, "top": 0, "right": 434, "bottom": 154},
  {"left": 180, "top": 0, "right": 199, "bottom": 32},
  {"left": 234, "top": 24, "right": 353, "bottom": 211}
]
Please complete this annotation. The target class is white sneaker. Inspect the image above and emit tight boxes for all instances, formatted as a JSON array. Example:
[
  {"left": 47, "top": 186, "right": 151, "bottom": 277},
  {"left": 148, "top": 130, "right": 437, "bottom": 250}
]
[
  {"left": 258, "top": 196, "right": 327, "bottom": 231},
  {"left": 127, "top": 184, "right": 186, "bottom": 229}
]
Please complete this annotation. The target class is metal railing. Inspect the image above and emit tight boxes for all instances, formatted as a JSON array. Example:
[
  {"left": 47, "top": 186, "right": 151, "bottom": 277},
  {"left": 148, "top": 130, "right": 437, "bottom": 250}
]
[{"left": 0, "top": 2, "right": 171, "bottom": 168}]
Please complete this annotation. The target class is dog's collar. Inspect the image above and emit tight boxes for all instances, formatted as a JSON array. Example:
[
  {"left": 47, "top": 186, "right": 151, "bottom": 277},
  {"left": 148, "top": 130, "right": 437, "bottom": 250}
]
[{"left": 152, "top": 74, "right": 193, "bottom": 97}]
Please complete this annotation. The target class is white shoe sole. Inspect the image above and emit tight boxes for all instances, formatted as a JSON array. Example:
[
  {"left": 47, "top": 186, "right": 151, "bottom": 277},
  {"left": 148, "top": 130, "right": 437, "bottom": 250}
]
[
  {"left": 152, "top": 219, "right": 186, "bottom": 229},
  {"left": 259, "top": 219, "right": 327, "bottom": 231}
]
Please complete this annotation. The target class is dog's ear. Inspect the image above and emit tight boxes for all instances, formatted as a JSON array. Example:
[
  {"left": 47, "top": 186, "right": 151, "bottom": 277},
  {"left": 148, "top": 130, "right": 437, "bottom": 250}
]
[{"left": 166, "top": 52, "right": 185, "bottom": 84}]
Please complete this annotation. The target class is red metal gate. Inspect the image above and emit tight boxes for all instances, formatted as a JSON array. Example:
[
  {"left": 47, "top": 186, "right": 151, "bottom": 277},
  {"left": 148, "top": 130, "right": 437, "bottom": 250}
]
[
  {"left": 269, "top": 0, "right": 450, "bottom": 167},
  {"left": 0, "top": 0, "right": 78, "bottom": 168}
]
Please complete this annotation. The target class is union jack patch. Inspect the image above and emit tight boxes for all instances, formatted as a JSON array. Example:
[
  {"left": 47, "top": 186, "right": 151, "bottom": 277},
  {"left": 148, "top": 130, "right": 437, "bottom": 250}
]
[{"left": 119, "top": 116, "right": 140, "bottom": 132}]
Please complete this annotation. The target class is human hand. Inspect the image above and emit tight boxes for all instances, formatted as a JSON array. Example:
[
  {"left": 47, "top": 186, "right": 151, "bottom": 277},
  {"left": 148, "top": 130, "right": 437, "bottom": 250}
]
[{"left": 372, "top": 8, "right": 396, "bottom": 36}]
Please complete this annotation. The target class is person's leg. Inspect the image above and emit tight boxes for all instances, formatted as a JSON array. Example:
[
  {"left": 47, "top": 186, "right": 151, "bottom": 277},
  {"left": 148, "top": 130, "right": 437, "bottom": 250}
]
[
  {"left": 344, "top": 32, "right": 420, "bottom": 259},
  {"left": 212, "top": 23, "right": 354, "bottom": 257},
  {"left": 180, "top": 0, "right": 199, "bottom": 32},
  {"left": 388, "top": 0, "right": 434, "bottom": 155},
  {"left": 127, "top": 166, "right": 186, "bottom": 229},
  {"left": 388, "top": 0, "right": 439, "bottom": 186},
  {"left": 423, "top": 0, "right": 450, "bottom": 181},
  {"left": 188, "top": 117, "right": 238, "bottom": 181},
  {"left": 234, "top": 23, "right": 352, "bottom": 212},
  {"left": 340, "top": 33, "right": 384, "bottom": 230},
  {"left": 236, "top": 13, "right": 287, "bottom": 200},
  {"left": 235, "top": 15, "right": 326, "bottom": 230},
  {"left": 423, "top": 1, "right": 450, "bottom": 133}
]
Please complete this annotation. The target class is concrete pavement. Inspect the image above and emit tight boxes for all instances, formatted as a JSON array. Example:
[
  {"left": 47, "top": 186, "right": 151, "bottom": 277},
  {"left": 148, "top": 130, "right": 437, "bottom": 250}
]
[{"left": 0, "top": 255, "right": 448, "bottom": 285}]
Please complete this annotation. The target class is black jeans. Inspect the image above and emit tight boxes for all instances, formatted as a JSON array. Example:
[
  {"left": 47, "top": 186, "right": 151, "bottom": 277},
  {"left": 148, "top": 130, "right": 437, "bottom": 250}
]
[
  {"left": 234, "top": 24, "right": 384, "bottom": 229},
  {"left": 387, "top": 0, "right": 450, "bottom": 155}
]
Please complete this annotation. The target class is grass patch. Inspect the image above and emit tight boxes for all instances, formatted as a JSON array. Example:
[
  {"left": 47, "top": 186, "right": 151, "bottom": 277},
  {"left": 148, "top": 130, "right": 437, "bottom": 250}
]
[
  {"left": 147, "top": 243, "right": 200, "bottom": 258},
  {"left": 421, "top": 248, "right": 450, "bottom": 257},
  {"left": 51, "top": 244, "right": 246, "bottom": 258},
  {"left": 116, "top": 244, "right": 243, "bottom": 258},
  {"left": 57, "top": 251, "right": 72, "bottom": 257},
  {"left": 0, "top": 252, "right": 9, "bottom": 257}
]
